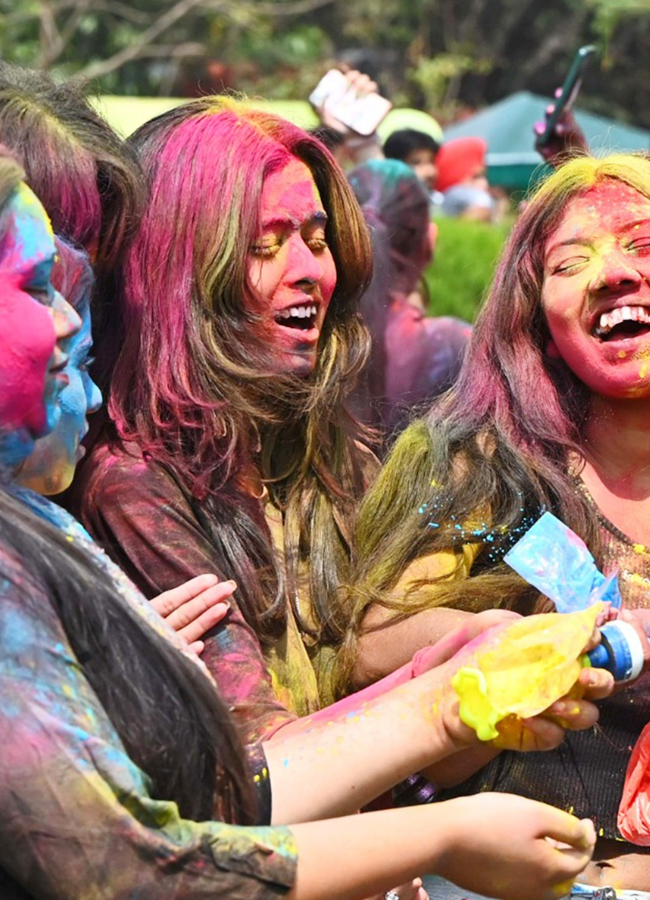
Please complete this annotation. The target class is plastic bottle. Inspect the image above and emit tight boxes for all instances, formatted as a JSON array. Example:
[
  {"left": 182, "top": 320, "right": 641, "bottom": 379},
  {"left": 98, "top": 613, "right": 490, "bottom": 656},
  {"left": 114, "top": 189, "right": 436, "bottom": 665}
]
[{"left": 587, "top": 621, "right": 645, "bottom": 683}]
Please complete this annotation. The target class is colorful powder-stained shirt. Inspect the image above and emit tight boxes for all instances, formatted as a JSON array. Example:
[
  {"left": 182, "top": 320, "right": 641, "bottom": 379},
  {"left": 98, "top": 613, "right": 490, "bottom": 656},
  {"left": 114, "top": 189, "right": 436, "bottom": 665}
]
[
  {"left": 67, "top": 441, "right": 300, "bottom": 743},
  {"left": 0, "top": 492, "right": 297, "bottom": 898},
  {"left": 68, "top": 439, "right": 374, "bottom": 738}
]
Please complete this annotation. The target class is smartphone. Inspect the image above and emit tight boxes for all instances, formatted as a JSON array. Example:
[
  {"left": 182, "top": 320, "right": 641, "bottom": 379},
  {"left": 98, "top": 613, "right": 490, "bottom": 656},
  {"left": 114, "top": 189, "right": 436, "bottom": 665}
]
[
  {"left": 309, "top": 69, "right": 392, "bottom": 137},
  {"left": 535, "top": 45, "right": 597, "bottom": 149}
]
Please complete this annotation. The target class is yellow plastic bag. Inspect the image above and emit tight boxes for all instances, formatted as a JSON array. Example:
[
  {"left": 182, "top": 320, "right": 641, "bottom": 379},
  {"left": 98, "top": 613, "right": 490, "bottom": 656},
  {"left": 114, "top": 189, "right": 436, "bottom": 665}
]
[{"left": 452, "top": 604, "right": 601, "bottom": 741}]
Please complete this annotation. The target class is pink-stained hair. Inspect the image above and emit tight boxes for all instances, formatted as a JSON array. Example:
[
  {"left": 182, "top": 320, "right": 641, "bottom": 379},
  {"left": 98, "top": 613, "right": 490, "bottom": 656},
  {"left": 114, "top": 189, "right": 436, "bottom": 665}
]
[
  {"left": 337, "top": 152, "right": 650, "bottom": 688},
  {"left": 106, "top": 96, "right": 374, "bottom": 642}
]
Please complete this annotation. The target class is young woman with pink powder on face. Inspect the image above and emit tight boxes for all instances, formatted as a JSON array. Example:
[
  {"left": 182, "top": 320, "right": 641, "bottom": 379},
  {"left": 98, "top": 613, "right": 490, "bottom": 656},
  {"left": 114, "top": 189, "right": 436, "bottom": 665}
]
[
  {"left": 341, "top": 154, "right": 650, "bottom": 897},
  {"left": 67, "top": 97, "right": 379, "bottom": 740}
]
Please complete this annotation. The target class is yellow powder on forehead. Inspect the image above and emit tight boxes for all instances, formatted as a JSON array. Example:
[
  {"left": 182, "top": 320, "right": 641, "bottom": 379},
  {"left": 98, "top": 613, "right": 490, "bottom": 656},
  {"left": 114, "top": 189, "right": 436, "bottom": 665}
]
[{"left": 16, "top": 182, "right": 54, "bottom": 238}]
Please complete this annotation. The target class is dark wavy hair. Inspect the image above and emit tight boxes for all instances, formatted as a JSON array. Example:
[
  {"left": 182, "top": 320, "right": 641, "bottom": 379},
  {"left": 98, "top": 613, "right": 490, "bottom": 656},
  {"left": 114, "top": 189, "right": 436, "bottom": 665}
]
[
  {"left": 0, "top": 482, "right": 257, "bottom": 825},
  {"left": 337, "top": 153, "right": 650, "bottom": 689},
  {"left": 105, "top": 96, "right": 374, "bottom": 644}
]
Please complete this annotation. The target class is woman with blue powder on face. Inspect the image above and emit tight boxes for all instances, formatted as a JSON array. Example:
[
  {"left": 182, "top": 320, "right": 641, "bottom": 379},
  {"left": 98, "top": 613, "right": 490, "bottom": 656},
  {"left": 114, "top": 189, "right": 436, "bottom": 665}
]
[
  {"left": 0, "top": 147, "right": 615, "bottom": 900},
  {"left": 16, "top": 236, "right": 236, "bottom": 650}
]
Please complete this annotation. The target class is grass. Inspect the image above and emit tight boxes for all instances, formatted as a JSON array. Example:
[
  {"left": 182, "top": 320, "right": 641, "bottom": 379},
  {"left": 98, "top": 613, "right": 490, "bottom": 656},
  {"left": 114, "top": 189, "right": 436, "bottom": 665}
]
[{"left": 423, "top": 216, "right": 513, "bottom": 322}]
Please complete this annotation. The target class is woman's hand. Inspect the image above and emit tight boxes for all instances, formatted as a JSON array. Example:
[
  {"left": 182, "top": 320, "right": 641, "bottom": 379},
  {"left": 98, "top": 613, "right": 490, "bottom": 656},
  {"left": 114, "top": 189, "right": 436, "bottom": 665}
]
[
  {"left": 436, "top": 794, "right": 595, "bottom": 900},
  {"left": 150, "top": 574, "right": 235, "bottom": 654},
  {"left": 533, "top": 93, "right": 589, "bottom": 166},
  {"left": 435, "top": 619, "right": 614, "bottom": 754},
  {"left": 314, "top": 67, "right": 379, "bottom": 135},
  {"left": 490, "top": 663, "right": 613, "bottom": 752},
  {"left": 411, "top": 609, "right": 522, "bottom": 676}
]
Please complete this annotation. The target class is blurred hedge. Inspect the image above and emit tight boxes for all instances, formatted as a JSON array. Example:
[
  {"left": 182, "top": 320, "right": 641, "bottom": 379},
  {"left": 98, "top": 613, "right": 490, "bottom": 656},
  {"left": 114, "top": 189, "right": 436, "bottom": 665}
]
[{"left": 423, "top": 216, "right": 512, "bottom": 323}]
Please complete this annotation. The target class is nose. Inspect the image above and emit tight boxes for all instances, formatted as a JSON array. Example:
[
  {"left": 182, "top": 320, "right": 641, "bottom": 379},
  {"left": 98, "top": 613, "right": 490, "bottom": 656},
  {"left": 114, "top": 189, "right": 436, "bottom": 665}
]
[
  {"left": 84, "top": 376, "right": 103, "bottom": 416},
  {"left": 287, "top": 235, "right": 324, "bottom": 288},
  {"left": 51, "top": 292, "right": 81, "bottom": 346},
  {"left": 590, "top": 249, "right": 643, "bottom": 293}
]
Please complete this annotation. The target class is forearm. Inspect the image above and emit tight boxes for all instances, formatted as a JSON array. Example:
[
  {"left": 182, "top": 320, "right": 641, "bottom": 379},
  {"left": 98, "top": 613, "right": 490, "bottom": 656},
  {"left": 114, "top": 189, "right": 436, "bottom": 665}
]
[
  {"left": 265, "top": 663, "right": 462, "bottom": 823},
  {"left": 288, "top": 805, "right": 446, "bottom": 900},
  {"left": 420, "top": 742, "right": 500, "bottom": 788},
  {"left": 353, "top": 606, "right": 474, "bottom": 687}
]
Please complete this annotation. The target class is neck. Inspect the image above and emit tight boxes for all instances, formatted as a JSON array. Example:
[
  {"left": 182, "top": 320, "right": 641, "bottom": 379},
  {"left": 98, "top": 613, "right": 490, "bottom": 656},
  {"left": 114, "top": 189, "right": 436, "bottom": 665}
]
[{"left": 582, "top": 395, "right": 650, "bottom": 488}]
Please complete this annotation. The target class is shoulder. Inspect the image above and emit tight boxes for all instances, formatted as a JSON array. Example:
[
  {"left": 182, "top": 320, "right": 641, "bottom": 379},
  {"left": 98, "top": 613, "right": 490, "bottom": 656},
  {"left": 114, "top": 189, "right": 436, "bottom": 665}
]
[{"left": 70, "top": 439, "right": 185, "bottom": 517}]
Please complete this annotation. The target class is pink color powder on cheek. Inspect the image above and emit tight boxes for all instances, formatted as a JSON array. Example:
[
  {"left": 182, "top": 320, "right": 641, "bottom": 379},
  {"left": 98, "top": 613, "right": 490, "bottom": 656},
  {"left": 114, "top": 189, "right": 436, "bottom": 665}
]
[{"left": 0, "top": 278, "right": 56, "bottom": 436}]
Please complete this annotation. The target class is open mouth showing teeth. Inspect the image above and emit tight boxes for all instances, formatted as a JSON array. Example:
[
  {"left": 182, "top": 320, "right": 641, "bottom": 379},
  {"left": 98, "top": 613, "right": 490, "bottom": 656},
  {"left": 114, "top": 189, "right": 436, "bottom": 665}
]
[
  {"left": 593, "top": 305, "right": 650, "bottom": 341},
  {"left": 274, "top": 304, "right": 318, "bottom": 331}
]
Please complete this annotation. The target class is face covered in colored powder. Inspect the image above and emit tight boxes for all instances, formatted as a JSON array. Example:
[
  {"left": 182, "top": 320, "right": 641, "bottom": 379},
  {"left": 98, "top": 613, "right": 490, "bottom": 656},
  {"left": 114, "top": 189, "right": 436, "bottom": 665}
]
[
  {"left": 542, "top": 181, "right": 650, "bottom": 400},
  {"left": 247, "top": 157, "right": 338, "bottom": 377},
  {"left": 19, "top": 296, "right": 102, "bottom": 495},
  {"left": 0, "top": 183, "right": 80, "bottom": 470}
]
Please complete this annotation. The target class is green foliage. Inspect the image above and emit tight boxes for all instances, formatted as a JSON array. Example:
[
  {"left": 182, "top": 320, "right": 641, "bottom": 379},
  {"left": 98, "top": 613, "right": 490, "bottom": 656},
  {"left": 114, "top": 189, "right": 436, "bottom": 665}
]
[
  {"left": 424, "top": 217, "right": 511, "bottom": 322},
  {"left": 409, "top": 52, "right": 493, "bottom": 119},
  {"left": 588, "top": 0, "right": 650, "bottom": 44},
  {"left": 3, "top": 0, "right": 650, "bottom": 132},
  {"left": 231, "top": 23, "right": 333, "bottom": 99}
]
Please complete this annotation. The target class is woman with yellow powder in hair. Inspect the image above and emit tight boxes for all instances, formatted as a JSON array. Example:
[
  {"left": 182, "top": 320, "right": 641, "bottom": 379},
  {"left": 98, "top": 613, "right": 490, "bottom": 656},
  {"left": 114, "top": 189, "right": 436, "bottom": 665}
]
[{"left": 341, "top": 153, "right": 650, "bottom": 898}]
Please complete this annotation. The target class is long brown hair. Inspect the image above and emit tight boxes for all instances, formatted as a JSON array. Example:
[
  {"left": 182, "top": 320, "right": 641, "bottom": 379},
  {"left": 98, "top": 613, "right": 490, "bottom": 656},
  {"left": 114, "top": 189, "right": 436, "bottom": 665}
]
[
  {"left": 337, "top": 153, "right": 650, "bottom": 689},
  {"left": 107, "top": 97, "right": 374, "bottom": 643}
]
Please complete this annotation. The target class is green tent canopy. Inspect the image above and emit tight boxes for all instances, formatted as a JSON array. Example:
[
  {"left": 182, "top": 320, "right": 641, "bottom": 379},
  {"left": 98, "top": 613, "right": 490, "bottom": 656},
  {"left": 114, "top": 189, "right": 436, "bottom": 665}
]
[{"left": 443, "top": 90, "right": 650, "bottom": 192}]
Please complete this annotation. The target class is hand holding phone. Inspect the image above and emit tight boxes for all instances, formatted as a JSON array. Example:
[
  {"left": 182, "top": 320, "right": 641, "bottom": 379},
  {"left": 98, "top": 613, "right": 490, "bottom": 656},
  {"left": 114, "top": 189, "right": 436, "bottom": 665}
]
[
  {"left": 309, "top": 69, "right": 392, "bottom": 137},
  {"left": 534, "top": 45, "right": 597, "bottom": 161}
]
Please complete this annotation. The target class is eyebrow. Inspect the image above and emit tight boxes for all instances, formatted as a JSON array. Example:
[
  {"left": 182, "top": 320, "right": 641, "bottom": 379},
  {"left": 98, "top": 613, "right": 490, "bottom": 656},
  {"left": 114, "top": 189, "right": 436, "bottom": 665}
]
[
  {"left": 13, "top": 255, "right": 55, "bottom": 285},
  {"left": 259, "top": 210, "right": 328, "bottom": 231},
  {"left": 547, "top": 217, "right": 650, "bottom": 255},
  {"left": 546, "top": 238, "right": 592, "bottom": 255}
]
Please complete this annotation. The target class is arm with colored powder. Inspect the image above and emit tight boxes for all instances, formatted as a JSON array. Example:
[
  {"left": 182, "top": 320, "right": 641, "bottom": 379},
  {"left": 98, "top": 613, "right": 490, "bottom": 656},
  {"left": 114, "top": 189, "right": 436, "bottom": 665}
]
[
  {"left": 351, "top": 545, "right": 499, "bottom": 687},
  {"left": 0, "top": 549, "right": 599, "bottom": 900},
  {"left": 0, "top": 553, "right": 296, "bottom": 900},
  {"left": 265, "top": 612, "right": 613, "bottom": 824}
]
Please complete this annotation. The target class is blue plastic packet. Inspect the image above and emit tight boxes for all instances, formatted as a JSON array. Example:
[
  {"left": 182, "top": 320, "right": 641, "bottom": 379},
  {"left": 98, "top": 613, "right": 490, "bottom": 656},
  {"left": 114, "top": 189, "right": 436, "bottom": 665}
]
[{"left": 504, "top": 511, "right": 622, "bottom": 613}]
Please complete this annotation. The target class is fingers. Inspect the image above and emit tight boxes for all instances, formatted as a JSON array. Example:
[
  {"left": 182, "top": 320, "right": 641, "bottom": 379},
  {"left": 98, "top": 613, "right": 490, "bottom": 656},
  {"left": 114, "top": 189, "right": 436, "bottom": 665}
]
[
  {"left": 494, "top": 714, "right": 565, "bottom": 752},
  {"left": 538, "top": 816, "right": 595, "bottom": 899},
  {"left": 150, "top": 575, "right": 236, "bottom": 644},
  {"left": 540, "top": 697, "right": 600, "bottom": 732},
  {"left": 538, "top": 810, "right": 595, "bottom": 852},
  {"left": 575, "top": 665, "right": 614, "bottom": 701},
  {"left": 173, "top": 598, "right": 231, "bottom": 645},
  {"left": 495, "top": 696, "right": 600, "bottom": 753},
  {"left": 151, "top": 574, "right": 222, "bottom": 617},
  {"left": 344, "top": 69, "right": 378, "bottom": 97},
  {"left": 383, "top": 878, "right": 426, "bottom": 900}
]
